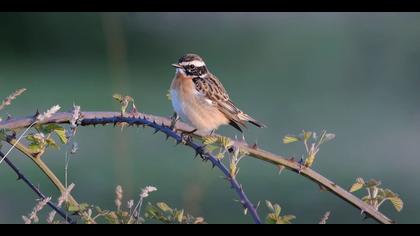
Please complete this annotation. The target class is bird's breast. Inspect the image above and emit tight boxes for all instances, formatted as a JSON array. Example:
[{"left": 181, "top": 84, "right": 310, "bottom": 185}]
[
  {"left": 170, "top": 73, "right": 196, "bottom": 122},
  {"left": 169, "top": 73, "right": 229, "bottom": 132}
]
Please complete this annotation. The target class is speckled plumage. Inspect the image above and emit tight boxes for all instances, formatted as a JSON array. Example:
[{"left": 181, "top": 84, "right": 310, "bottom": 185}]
[{"left": 170, "top": 53, "right": 265, "bottom": 133}]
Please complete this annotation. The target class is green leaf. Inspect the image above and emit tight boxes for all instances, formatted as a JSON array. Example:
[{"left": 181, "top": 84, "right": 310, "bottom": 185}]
[
  {"left": 46, "top": 138, "right": 59, "bottom": 149},
  {"left": 274, "top": 204, "right": 281, "bottom": 216},
  {"left": 54, "top": 129, "right": 68, "bottom": 144},
  {"left": 28, "top": 143, "right": 42, "bottom": 153},
  {"left": 266, "top": 213, "right": 278, "bottom": 224},
  {"left": 175, "top": 209, "right": 184, "bottom": 223},
  {"left": 205, "top": 144, "right": 218, "bottom": 152},
  {"left": 361, "top": 196, "right": 371, "bottom": 203},
  {"left": 26, "top": 135, "right": 37, "bottom": 143},
  {"left": 68, "top": 204, "right": 80, "bottom": 213},
  {"left": 0, "top": 129, "right": 6, "bottom": 141},
  {"left": 156, "top": 202, "right": 173, "bottom": 213},
  {"left": 283, "top": 135, "right": 300, "bottom": 144},
  {"left": 113, "top": 94, "right": 124, "bottom": 102},
  {"left": 79, "top": 203, "right": 90, "bottom": 212},
  {"left": 389, "top": 197, "right": 403, "bottom": 212},
  {"left": 365, "top": 179, "right": 381, "bottom": 188},
  {"left": 279, "top": 215, "right": 296, "bottom": 224},
  {"left": 38, "top": 124, "right": 63, "bottom": 134},
  {"left": 104, "top": 211, "right": 119, "bottom": 224}
]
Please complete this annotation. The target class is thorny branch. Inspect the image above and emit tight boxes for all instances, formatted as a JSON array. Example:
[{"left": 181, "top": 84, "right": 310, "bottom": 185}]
[
  {"left": 0, "top": 151, "right": 75, "bottom": 224},
  {"left": 81, "top": 116, "right": 262, "bottom": 224},
  {"left": 0, "top": 111, "right": 394, "bottom": 224}
]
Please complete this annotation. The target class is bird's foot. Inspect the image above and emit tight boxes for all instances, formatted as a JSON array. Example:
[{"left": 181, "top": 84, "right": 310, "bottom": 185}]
[
  {"left": 180, "top": 129, "right": 197, "bottom": 144},
  {"left": 297, "top": 157, "right": 306, "bottom": 174},
  {"left": 170, "top": 112, "right": 179, "bottom": 131}
]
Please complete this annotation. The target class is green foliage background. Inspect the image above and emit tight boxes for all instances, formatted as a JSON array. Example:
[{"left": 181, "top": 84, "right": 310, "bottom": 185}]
[{"left": 0, "top": 13, "right": 419, "bottom": 223}]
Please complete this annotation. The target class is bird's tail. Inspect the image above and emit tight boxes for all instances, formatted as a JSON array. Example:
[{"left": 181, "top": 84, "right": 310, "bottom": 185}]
[{"left": 239, "top": 112, "right": 267, "bottom": 128}]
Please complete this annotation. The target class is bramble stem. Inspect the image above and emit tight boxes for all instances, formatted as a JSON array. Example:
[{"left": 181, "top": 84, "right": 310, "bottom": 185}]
[
  {"left": 0, "top": 111, "right": 394, "bottom": 224},
  {"left": 4, "top": 137, "right": 96, "bottom": 224},
  {"left": 0, "top": 151, "right": 75, "bottom": 224}
]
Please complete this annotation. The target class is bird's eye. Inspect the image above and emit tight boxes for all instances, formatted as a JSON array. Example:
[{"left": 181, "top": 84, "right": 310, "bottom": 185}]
[{"left": 190, "top": 65, "right": 195, "bottom": 69}]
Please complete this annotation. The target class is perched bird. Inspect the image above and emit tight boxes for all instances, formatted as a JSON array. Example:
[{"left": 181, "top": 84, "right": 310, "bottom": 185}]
[{"left": 169, "top": 53, "right": 265, "bottom": 134}]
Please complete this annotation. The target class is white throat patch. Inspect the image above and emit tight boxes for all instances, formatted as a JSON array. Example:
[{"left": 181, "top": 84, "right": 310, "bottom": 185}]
[{"left": 176, "top": 68, "right": 186, "bottom": 76}]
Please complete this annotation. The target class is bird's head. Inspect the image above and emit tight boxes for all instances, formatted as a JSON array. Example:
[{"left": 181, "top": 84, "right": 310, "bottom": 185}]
[{"left": 172, "top": 53, "right": 208, "bottom": 77}]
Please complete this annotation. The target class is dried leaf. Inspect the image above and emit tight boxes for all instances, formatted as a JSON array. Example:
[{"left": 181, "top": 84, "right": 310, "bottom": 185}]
[
  {"left": 323, "top": 133, "right": 336, "bottom": 143},
  {"left": 349, "top": 182, "right": 364, "bottom": 193},
  {"left": 303, "top": 131, "right": 312, "bottom": 141},
  {"left": 202, "top": 136, "right": 218, "bottom": 145}
]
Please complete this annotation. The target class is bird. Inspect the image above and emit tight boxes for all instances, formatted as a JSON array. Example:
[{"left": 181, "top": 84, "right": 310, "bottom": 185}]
[{"left": 169, "top": 53, "right": 266, "bottom": 135}]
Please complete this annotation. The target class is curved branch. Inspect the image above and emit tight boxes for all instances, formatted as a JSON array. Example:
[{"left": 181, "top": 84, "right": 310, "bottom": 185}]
[
  {"left": 0, "top": 111, "right": 393, "bottom": 224},
  {"left": 2, "top": 137, "right": 96, "bottom": 224},
  {"left": 81, "top": 116, "right": 262, "bottom": 224},
  {"left": 0, "top": 151, "right": 75, "bottom": 224}
]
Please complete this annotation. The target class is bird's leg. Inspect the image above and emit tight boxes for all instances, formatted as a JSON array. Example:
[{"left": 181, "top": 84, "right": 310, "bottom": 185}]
[
  {"left": 180, "top": 129, "right": 197, "bottom": 144},
  {"left": 297, "top": 157, "right": 305, "bottom": 174},
  {"left": 170, "top": 112, "right": 179, "bottom": 131}
]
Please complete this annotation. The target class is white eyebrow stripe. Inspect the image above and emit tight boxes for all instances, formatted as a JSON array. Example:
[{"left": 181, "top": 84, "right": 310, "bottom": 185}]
[{"left": 180, "top": 60, "right": 206, "bottom": 67}]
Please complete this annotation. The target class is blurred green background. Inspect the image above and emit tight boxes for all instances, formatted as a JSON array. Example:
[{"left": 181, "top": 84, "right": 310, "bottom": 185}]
[{"left": 0, "top": 12, "right": 419, "bottom": 224}]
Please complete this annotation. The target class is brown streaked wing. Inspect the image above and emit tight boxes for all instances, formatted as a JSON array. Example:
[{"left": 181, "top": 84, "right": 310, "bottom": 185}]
[{"left": 192, "top": 74, "right": 247, "bottom": 130}]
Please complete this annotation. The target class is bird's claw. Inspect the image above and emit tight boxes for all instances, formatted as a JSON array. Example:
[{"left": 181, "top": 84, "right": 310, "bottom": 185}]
[
  {"left": 180, "top": 130, "right": 195, "bottom": 144},
  {"left": 170, "top": 112, "right": 179, "bottom": 131}
]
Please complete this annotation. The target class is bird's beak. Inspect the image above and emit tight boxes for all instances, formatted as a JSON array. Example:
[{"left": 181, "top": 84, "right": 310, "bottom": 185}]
[{"left": 171, "top": 63, "right": 182, "bottom": 68}]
